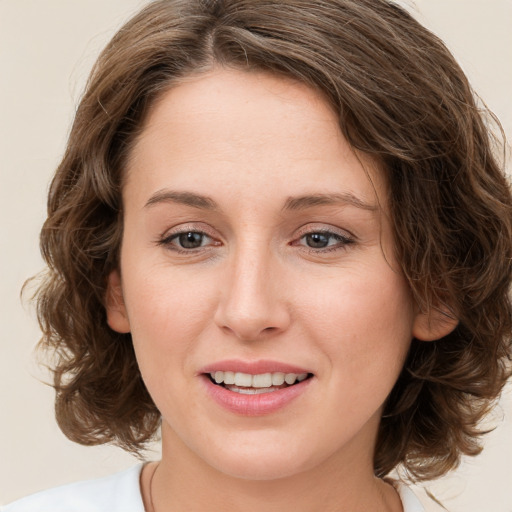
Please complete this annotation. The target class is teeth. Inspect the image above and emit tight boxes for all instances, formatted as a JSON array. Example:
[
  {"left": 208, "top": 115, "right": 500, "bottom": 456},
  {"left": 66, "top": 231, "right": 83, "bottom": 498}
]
[
  {"left": 234, "top": 372, "right": 252, "bottom": 387},
  {"left": 252, "top": 373, "right": 272, "bottom": 388},
  {"left": 223, "top": 371, "right": 235, "bottom": 385},
  {"left": 226, "top": 386, "right": 280, "bottom": 395},
  {"left": 284, "top": 373, "right": 297, "bottom": 385},
  {"left": 209, "top": 371, "right": 309, "bottom": 388},
  {"left": 271, "top": 372, "right": 285, "bottom": 386}
]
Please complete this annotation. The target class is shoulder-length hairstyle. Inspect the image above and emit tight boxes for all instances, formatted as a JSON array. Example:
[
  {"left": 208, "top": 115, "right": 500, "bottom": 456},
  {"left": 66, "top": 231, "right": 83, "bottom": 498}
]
[{"left": 34, "top": 0, "right": 511, "bottom": 481}]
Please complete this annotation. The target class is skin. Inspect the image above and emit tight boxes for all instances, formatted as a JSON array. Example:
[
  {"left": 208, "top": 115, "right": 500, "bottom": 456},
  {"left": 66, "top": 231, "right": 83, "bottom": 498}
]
[{"left": 107, "top": 68, "right": 455, "bottom": 512}]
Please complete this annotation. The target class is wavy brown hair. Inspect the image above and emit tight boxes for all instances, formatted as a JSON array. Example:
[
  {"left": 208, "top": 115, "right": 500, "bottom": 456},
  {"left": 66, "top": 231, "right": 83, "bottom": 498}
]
[{"left": 33, "top": 0, "right": 512, "bottom": 481}]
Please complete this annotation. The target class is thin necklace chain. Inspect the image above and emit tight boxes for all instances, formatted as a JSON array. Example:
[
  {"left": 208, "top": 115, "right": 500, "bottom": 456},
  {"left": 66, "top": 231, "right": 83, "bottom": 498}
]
[{"left": 145, "top": 464, "right": 398, "bottom": 512}]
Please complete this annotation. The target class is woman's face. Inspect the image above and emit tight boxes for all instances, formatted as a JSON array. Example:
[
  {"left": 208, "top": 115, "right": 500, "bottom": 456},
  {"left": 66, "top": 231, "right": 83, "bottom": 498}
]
[{"left": 108, "top": 68, "right": 427, "bottom": 480}]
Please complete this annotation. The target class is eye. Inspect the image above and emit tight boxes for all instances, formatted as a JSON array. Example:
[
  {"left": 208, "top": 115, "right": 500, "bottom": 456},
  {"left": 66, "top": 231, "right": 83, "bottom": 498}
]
[
  {"left": 159, "top": 230, "right": 215, "bottom": 251},
  {"left": 175, "top": 231, "right": 208, "bottom": 249},
  {"left": 303, "top": 232, "right": 336, "bottom": 248},
  {"left": 296, "top": 230, "right": 354, "bottom": 251}
]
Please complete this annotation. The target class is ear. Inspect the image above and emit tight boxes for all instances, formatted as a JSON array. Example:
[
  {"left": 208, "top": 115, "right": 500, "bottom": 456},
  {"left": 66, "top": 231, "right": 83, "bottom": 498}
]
[
  {"left": 106, "top": 270, "right": 131, "bottom": 333},
  {"left": 412, "top": 305, "right": 458, "bottom": 341}
]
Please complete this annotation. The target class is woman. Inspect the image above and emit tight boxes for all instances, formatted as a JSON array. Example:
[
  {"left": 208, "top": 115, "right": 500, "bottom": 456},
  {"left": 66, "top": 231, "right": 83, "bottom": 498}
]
[{"left": 3, "top": 0, "right": 511, "bottom": 510}]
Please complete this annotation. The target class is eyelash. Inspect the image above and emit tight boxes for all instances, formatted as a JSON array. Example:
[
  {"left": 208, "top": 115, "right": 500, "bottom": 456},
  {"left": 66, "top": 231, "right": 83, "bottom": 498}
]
[
  {"left": 157, "top": 227, "right": 355, "bottom": 254},
  {"left": 157, "top": 229, "right": 218, "bottom": 254},
  {"left": 295, "top": 229, "right": 355, "bottom": 253}
]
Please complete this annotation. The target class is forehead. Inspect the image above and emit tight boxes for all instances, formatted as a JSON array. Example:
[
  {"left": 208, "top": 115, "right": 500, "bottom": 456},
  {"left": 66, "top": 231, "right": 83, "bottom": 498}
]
[
  {"left": 125, "top": 68, "right": 386, "bottom": 210},
  {"left": 133, "top": 68, "right": 343, "bottom": 157}
]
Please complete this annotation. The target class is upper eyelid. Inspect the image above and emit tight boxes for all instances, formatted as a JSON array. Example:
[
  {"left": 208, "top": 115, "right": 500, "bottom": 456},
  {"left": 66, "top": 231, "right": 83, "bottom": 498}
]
[
  {"left": 300, "top": 231, "right": 349, "bottom": 241},
  {"left": 156, "top": 222, "right": 356, "bottom": 244},
  {"left": 160, "top": 222, "right": 218, "bottom": 238},
  {"left": 295, "top": 231, "right": 354, "bottom": 247},
  {"left": 294, "top": 223, "right": 356, "bottom": 240},
  {"left": 164, "top": 230, "right": 212, "bottom": 242}
]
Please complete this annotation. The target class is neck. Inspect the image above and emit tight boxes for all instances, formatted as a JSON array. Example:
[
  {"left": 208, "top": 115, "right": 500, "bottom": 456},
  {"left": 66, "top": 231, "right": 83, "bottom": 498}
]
[{"left": 142, "top": 425, "right": 402, "bottom": 512}]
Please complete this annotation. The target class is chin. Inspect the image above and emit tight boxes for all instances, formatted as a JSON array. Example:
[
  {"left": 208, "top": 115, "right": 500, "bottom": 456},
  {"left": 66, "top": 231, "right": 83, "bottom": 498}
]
[
  {"left": 200, "top": 436, "right": 321, "bottom": 482},
  {"left": 214, "top": 456, "right": 310, "bottom": 482}
]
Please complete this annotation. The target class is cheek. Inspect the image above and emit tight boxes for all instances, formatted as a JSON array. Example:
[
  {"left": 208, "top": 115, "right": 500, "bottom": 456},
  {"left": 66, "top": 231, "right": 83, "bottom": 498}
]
[
  {"left": 120, "top": 263, "right": 219, "bottom": 376},
  {"left": 299, "top": 265, "right": 415, "bottom": 381}
]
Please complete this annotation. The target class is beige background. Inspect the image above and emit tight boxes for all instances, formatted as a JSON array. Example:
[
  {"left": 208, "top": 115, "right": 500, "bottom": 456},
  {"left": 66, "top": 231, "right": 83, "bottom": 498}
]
[{"left": 1, "top": 1, "right": 511, "bottom": 509}]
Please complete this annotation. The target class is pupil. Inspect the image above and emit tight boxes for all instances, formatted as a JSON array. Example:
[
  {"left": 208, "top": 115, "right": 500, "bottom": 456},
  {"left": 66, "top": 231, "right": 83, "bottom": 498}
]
[
  {"left": 306, "top": 233, "right": 329, "bottom": 248},
  {"left": 179, "top": 232, "right": 203, "bottom": 248}
]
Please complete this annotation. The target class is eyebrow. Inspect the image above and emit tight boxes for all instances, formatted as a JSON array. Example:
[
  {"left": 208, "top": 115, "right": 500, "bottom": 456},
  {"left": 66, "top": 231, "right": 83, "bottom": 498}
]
[
  {"left": 283, "top": 193, "right": 378, "bottom": 212},
  {"left": 145, "top": 190, "right": 219, "bottom": 210},
  {"left": 144, "top": 190, "right": 377, "bottom": 213}
]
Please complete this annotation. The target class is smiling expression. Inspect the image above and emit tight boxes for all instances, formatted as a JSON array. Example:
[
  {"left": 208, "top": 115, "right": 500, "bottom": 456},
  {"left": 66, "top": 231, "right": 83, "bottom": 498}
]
[{"left": 107, "top": 68, "right": 432, "bottom": 481}]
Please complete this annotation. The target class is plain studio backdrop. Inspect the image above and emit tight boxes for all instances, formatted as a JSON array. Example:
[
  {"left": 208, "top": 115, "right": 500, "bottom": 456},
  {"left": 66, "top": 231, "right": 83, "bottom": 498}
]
[{"left": 1, "top": 1, "right": 511, "bottom": 510}]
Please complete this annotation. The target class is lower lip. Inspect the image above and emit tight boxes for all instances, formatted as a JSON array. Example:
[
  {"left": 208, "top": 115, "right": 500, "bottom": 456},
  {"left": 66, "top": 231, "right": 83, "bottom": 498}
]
[{"left": 202, "top": 375, "right": 313, "bottom": 416}]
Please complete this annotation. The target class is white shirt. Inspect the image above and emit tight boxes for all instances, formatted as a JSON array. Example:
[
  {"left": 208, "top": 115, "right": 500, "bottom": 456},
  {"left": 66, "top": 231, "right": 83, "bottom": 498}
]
[{"left": 1, "top": 464, "right": 425, "bottom": 511}]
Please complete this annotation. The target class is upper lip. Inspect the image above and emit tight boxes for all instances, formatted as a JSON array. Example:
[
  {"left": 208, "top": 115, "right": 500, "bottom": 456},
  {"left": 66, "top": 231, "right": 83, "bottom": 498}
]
[{"left": 199, "top": 359, "right": 312, "bottom": 375}]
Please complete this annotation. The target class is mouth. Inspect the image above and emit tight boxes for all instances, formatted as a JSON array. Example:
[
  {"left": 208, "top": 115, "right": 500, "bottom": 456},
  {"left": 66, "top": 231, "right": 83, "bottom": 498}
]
[
  {"left": 206, "top": 371, "right": 313, "bottom": 395},
  {"left": 200, "top": 362, "right": 314, "bottom": 415}
]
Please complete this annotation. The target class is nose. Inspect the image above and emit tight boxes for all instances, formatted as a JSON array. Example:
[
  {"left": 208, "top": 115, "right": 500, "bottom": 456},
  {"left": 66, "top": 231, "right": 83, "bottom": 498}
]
[{"left": 213, "top": 246, "right": 291, "bottom": 341}]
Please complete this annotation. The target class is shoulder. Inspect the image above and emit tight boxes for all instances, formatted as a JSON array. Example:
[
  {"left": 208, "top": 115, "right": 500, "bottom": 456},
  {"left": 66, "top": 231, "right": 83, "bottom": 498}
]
[{"left": 1, "top": 464, "right": 145, "bottom": 512}]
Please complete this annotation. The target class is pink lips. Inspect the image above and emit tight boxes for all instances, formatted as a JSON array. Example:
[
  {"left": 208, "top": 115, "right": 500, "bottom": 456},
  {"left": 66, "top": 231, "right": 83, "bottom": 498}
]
[
  {"left": 199, "top": 359, "right": 313, "bottom": 416},
  {"left": 199, "top": 359, "right": 311, "bottom": 375}
]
